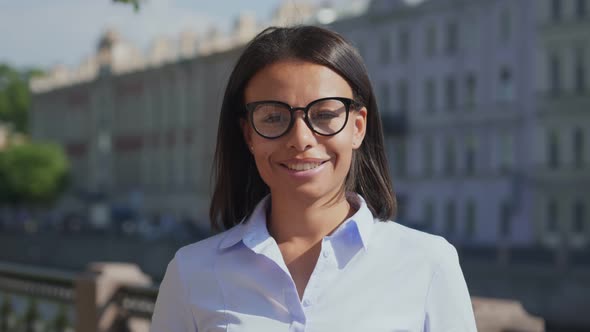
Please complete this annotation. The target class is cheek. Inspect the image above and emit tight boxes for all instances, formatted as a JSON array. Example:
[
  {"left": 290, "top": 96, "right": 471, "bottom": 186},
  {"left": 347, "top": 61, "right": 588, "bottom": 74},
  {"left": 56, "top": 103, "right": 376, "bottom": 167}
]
[
  {"left": 251, "top": 143, "right": 276, "bottom": 176},
  {"left": 330, "top": 138, "right": 355, "bottom": 172}
]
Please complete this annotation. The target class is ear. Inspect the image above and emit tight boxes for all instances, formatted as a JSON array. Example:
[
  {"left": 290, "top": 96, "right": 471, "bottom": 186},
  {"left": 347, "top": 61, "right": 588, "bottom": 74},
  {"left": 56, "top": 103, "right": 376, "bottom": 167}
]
[
  {"left": 240, "top": 118, "right": 253, "bottom": 150},
  {"left": 352, "top": 107, "right": 367, "bottom": 149}
]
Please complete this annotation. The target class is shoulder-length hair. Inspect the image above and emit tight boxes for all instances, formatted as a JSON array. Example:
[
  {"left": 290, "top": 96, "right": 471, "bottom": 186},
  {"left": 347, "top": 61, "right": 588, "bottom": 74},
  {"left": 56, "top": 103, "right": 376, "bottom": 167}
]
[{"left": 210, "top": 25, "right": 396, "bottom": 231}]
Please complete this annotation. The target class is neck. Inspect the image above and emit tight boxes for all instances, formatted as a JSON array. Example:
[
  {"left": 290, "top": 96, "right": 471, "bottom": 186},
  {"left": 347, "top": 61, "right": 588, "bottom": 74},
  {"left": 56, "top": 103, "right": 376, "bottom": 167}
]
[{"left": 267, "top": 190, "right": 353, "bottom": 245}]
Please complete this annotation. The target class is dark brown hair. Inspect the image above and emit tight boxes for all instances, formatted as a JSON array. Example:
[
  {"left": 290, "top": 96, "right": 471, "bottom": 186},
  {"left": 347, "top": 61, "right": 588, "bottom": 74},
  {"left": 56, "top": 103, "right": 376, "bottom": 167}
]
[{"left": 210, "top": 25, "right": 396, "bottom": 230}]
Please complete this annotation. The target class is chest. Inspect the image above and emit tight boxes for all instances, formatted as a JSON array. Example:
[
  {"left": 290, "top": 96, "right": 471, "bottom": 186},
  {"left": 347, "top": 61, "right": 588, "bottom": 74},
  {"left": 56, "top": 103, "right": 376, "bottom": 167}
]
[
  {"left": 187, "top": 247, "right": 434, "bottom": 332},
  {"left": 279, "top": 242, "right": 322, "bottom": 300}
]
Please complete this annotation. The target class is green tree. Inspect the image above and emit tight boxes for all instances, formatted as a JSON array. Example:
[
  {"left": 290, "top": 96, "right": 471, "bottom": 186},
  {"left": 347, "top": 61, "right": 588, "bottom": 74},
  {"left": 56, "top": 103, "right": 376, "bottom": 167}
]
[
  {"left": 0, "top": 64, "right": 43, "bottom": 134},
  {"left": 0, "top": 295, "right": 13, "bottom": 331},
  {"left": 113, "top": 0, "right": 142, "bottom": 11},
  {"left": 50, "top": 304, "right": 70, "bottom": 332},
  {"left": 0, "top": 142, "right": 69, "bottom": 205},
  {"left": 22, "top": 298, "right": 39, "bottom": 332}
]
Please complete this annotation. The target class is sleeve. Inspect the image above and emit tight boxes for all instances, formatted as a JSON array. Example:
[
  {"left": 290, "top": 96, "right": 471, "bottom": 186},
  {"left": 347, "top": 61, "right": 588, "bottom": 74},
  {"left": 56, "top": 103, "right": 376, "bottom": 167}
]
[
  {"left": 150, "top": 256, "right": 197, "bottom": 332},
  {"left": 423, "top": 241, "right": 478, "bottom": 332}
]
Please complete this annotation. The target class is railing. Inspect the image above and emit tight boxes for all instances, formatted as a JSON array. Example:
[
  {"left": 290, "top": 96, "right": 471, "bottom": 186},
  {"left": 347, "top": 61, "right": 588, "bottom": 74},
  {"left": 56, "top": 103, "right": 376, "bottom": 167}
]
[
  {"left": 0, "top": 262, "right": 156, "bottom": 332},
  {"left": 0, "top": 262, "right": 77, "bottom": 331},
  {"left": 0, "top": 260, "right": 548, "bottom": 332},
  {"left": 112, "top": 285, "right": 158, "bottom": 320}
]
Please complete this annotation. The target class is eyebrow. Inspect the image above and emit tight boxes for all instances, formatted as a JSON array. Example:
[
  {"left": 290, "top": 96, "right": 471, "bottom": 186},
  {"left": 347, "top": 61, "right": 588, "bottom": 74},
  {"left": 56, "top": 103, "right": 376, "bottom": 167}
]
[{"left": 246, "top": 96, "right": 354, "bottom": 106}]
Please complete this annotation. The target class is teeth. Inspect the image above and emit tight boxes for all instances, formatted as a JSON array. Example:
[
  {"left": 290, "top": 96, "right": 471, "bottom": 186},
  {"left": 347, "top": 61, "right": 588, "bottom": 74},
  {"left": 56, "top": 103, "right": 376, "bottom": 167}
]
[{"left": 285, "top": 162, "right": 323, "bottom": 171}]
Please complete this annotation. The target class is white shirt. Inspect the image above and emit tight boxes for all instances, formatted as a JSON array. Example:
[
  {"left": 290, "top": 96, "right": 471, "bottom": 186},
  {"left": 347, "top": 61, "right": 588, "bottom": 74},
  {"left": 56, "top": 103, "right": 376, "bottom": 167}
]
[{"left": 150, "top": 194, "right": 477, "bottom": 332}]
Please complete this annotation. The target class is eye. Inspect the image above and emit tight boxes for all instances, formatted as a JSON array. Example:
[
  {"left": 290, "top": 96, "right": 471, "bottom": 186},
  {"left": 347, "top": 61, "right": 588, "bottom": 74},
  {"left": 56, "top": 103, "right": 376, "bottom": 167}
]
[
  {"left": 262, "top": 113, "right": 284, "bottom": 123},
  {"left": 311, "top": 110, "right": 339, "bottom": 120}
]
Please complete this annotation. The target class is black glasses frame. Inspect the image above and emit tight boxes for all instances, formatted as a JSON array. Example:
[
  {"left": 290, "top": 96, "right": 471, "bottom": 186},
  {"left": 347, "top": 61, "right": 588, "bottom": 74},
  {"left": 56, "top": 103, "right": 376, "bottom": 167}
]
[{"left": 244, "top": 97, "right": 362, "bottom": 139}]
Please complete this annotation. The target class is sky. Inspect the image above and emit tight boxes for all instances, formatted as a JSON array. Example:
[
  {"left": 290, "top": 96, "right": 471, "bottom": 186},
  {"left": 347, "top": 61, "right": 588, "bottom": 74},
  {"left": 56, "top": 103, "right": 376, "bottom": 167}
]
[{"left": 0, "top": 0, "right": 321, "bottom": 70}]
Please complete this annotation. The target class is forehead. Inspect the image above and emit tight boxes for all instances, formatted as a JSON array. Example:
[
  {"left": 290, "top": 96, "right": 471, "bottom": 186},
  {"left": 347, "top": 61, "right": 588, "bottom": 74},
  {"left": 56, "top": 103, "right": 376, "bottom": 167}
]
[{"left": 244, "top": 60, "right": 353, "bottom": 105}]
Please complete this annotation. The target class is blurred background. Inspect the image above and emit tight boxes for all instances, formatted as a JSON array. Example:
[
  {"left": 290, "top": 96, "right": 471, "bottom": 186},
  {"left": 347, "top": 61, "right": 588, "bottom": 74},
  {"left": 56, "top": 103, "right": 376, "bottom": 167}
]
[{"left": 0, "top": 0, "right": 588, "bottom": 331}]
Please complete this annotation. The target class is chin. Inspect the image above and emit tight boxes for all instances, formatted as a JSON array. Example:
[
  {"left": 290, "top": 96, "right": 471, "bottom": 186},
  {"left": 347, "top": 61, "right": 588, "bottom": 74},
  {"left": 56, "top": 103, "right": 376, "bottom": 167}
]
[{"left": 280, "top": 183, "right": 345, "bottom": 202}]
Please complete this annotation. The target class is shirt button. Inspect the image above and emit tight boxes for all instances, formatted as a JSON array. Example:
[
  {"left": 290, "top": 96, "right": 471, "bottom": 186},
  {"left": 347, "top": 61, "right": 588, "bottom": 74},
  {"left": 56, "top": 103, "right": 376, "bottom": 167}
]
[
  {"left": 322, "top": 250, "right": 330, "bottom": 258},
  {"left": 302, "top": 299, "right": 311, "bottom": 307}
]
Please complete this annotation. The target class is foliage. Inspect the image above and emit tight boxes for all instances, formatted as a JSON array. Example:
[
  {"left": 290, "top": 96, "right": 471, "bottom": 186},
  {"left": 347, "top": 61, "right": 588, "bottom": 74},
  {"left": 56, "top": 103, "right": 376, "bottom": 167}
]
[
  {"left": 0, "top": 295, "right": 12, "bottom": 331},
  {"left": 51, "top": 304, "right": 70, "bottom": 332},
  {"left": 113, "top": 0, "right": 142, "bottom": 11},
  {"left": 0, "top": 64, "right": 43, "bottom": 134},
  {"left": 22, "top": 298, "right": 39, "bottom": 332},
  {"left": 0, "top": 142, "right": 69, "bottom": 205}
]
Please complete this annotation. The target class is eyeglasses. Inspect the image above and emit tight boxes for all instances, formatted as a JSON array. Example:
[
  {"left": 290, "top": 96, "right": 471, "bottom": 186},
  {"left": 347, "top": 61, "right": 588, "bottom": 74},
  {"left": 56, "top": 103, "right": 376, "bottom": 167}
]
[{"left": 244, "top": 97, "right": 361, "bottom": 139}]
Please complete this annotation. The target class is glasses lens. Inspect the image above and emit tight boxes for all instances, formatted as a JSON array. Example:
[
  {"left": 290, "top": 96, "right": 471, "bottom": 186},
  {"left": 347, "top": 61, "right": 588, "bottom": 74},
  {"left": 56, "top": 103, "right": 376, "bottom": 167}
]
[
  {"left": 251, "top": 103, "right": 291, "bottom": 137},
  {"left": 308, "top": 99, "right": 348, "bottom": 135}
]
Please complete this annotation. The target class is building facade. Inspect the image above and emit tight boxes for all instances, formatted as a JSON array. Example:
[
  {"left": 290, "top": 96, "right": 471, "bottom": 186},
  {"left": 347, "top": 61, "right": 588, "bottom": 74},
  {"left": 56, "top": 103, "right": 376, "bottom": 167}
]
[
  {"left": 330, "top": 0, "right": 589, "bottom": 249},
  {"left": 29, "top": 0, "right": 589, "bottom": 248},
  {"left": 330, "top": 0, "right": 538, "bottom": 247},
  {"left": 534, "top": 0, "right": 590, "bottom": 250},
  {"left": 29, "top": 19, "right": 258, "bottom": 226},
  {"left": 28, "top": 2, "right": 323, "bottom": 227}
]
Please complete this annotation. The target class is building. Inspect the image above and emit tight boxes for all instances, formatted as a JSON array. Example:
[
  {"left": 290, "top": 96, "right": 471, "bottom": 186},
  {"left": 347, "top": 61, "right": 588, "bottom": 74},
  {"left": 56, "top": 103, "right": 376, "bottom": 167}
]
[
  {"left": 29, "top": 3, "right": 317, "bottom": 227},
  {"left": 328, "top": 0, "right": 589, "bottom": 250},
  {"left": 534, "top": 0, "right": 590, "bottom": 251},
  {"left": 330, "top": 0, "right": 538, "bottom": 247},
  {"left": 29, "top": 0, "right": 588, "bottom": 249}
]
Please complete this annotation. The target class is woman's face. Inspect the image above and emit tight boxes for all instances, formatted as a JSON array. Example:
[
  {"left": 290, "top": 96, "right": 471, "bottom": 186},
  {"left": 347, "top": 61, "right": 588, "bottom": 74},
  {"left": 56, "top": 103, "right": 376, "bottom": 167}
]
[{"left": 242, "top": 60, "right": 367, "bottom": 201}]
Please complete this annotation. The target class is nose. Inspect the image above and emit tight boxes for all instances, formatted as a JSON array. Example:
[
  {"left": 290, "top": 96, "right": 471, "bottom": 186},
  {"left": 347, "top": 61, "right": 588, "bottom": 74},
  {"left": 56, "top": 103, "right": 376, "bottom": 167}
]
[{"left": 286, "top": 110, "right": 316, "bottom": 151}]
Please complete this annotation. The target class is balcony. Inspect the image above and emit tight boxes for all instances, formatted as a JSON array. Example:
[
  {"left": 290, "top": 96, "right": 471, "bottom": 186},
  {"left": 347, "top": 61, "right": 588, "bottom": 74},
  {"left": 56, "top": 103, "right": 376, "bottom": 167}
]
[
  {"left": 537, "top": 91, "right": 590, "bottom": 115},
  {"left": 540, "top": 16, "right": 590, "bottom": 41},
  {"left": 380, "top": 111, "right": 408, "bottom": 137}
]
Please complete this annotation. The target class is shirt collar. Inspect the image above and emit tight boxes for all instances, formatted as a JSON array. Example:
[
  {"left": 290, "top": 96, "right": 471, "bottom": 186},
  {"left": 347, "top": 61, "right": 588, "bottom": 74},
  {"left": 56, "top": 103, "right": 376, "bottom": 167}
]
[
  {"left": 218, "top": 193, "right": 376, "bottom": 251},
  {"left": 330, "top": 193, "right": 375, "bottom": 251},
  {"left": 218, "top": 195, "right": 271, "bottom": 250}
]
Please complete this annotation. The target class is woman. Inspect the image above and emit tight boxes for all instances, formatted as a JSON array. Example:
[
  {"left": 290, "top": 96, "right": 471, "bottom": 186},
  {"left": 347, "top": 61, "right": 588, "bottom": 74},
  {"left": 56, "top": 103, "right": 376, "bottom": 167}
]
[{"left": 150, "top": 26, "right": 477, "bottom": 331}]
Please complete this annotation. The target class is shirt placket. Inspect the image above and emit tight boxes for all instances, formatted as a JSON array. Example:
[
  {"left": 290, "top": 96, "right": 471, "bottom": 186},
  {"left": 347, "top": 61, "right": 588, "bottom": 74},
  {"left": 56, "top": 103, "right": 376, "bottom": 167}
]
[{"left": 297, "top": 238, "right": 337, "bottom": 332}]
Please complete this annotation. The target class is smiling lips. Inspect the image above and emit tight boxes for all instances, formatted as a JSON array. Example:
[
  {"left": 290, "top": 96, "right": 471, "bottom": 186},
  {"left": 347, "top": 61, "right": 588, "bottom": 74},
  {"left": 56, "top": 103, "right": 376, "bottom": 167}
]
[{"left": 281, "top": 160, "right": 328, "bottom": 171}]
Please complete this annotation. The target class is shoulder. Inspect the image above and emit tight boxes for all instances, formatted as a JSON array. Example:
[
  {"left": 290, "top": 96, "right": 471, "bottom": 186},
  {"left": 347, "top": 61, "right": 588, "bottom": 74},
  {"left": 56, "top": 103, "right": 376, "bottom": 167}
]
[
  {"left": 372, "top": 220, "right": 458, "bottom": 268},
  {"left": 173, "top": 223, "right": 245, "bottom": 274}
]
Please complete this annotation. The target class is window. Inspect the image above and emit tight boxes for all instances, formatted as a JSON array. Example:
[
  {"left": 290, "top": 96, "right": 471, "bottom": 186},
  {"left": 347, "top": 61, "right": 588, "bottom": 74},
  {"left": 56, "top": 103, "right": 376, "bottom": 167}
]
[
  {"left": 397, "top": 80, "right": 409, "bottom": 112},
  {"left": 550, "top": 54, "right": 562, "bottom": 97},
  {"left": 575, "top": 47, "right": 586, "bottom": 94},
  {"left": 551, "top": 0, "right": 562, "bottom": 21},
  {"left": 573, "top": 201, "right": 586, "bottom": 233},
  {"left": 425, "top": 78, "right": 436, "bottom": 112},
  {"left": 499, "top": 67, "right": 514, "bottom": 101},
  {"left": 444, "top": 137, "right": 456, "bottom": 176},
  {"left": 397, "top": 194, "right": 408, "bottom": 222},
  {"left": 499, "top": 201, "right": 512, "bottom": 237},
  {"left": 423, "top": 136, "right": 434, "bottom": 176},
  {"left": 445, "top": 200, "right": 457, "bottom": 235},
  {"left": 465, "top": 135, "right": 477, "bottom": 175},
  {"left": 573, "top": 128, "right": 585, "bottom": 169},
  {"left": 465, "top": 73, "right": 477, "bottom": 110},
  {"left": 499, "top": 132, "right": 514, "bottom": 171},
  {"left": 577, "top": 0, "right": 587, "bottom": 19},
  {"left": 446, "top": 21, "right": 458, "bottom": 55},
  {"left": 394, "top": 139, "right": 407, "bottom": 177},
  {"left": 380, "top": 34, "right": 391, "bottom": 64},
  {"left": 500, "top": 8, "right": 511, "bottom": 42},
  {"left": 445, "top": 76, "right": 457, "bottom": 110},
  {"left": 380, "top": 82, "right": 390, "bottom": 111},
  {"left": 399, "top": 29, "right": 411, "bottom": 63},
  {"left": 465, "top": 199, "right": 476, "bottom": 238},
  {"left": 423, "top": 199, "right": 435, "bottom": 229},
  {"left": 548, "top": 130, "right": 560, "bottom": 169},
  {"left": 425, "top": 25, "right": 436, "bottom": 57},
  {"left": 176, "top": 148, "right": 185, "bottom": 186},
  {"left": 547, "top": 199, "right": 559, "bottom": 233}
]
